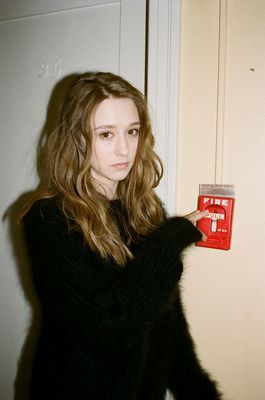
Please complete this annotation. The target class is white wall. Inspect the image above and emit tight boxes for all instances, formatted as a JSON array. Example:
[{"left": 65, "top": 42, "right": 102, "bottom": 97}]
[{"left": 178, "top": 1, "right": 265, "bottom": 399}]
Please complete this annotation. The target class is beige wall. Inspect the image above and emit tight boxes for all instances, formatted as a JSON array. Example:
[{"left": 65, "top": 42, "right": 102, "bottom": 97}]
[{"left": 178, "top": 1, "right": 265, "bottom": 399}]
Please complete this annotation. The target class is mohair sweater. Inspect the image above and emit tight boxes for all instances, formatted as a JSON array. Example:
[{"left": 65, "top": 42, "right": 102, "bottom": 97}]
[{"left": 23, "top": 198, "right": 222, "bottom": 400}]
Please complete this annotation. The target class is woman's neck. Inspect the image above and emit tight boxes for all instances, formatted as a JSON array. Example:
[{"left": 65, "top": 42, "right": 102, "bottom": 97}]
[{"left": 91, "top": 178, "right": 118, "bottom": 200}]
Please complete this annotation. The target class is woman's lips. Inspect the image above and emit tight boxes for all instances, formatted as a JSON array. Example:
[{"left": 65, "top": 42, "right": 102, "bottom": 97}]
[{"left": 112, "top": 162, "right": 129, "bottom": 169}]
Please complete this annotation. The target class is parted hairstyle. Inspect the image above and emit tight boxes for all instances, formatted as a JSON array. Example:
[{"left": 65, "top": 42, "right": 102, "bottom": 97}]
[{"left": 22, "top": 71, "right": 165, "bottom": 266}]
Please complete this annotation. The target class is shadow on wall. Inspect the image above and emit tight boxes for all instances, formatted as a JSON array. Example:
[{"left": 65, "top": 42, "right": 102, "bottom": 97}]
[
  {"left": 3, "top": 73, "right": 79, "bottom": 400},
  {"left": 5, "top": 192, "right": 41, "bottom": 400}
]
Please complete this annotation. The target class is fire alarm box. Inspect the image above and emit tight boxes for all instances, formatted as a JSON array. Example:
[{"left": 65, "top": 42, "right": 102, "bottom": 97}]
[{"left": 196, "top": 184, "right": 235, "bottom": 250}]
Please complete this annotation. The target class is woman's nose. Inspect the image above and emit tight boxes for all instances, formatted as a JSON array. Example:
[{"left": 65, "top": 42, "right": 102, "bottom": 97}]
[{"left": 115, "top": 134, "right": 129, "bottom": 156}]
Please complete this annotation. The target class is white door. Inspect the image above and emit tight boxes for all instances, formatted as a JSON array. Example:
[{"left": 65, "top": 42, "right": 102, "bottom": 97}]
[{"left": 0, "top": 1, "right": 146, "bottom": 399}]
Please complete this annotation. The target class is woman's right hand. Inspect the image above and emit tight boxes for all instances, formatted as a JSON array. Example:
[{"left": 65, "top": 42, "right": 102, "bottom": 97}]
[{"left": 184, "top": 210, "right": 208, "bottom": 242}]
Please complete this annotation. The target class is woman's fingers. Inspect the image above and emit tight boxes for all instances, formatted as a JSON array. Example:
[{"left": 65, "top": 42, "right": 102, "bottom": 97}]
[
  {"left": 185, "top": 210, "right": 208, "bottom": 224},
  {"left": 185, "top": 210, "right": 208, "bottom": 242}
]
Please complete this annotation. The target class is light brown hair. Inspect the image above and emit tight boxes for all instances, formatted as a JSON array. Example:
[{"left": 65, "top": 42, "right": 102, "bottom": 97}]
[{"left": 22, "top": 72, "right": 164, "bottom": 265}]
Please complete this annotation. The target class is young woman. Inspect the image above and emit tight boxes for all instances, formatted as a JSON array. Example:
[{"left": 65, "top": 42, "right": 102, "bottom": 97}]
[{"left": 22, "top": 71, "right": 222, "bottom": 399}]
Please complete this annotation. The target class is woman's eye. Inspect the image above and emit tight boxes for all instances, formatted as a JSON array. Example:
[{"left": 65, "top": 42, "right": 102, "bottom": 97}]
[
  {"left": 99, "top": 131, "right": 112, "bottom": 139},
  {"left": 127, "top": 128, "right": 139, "bottom": 136}
]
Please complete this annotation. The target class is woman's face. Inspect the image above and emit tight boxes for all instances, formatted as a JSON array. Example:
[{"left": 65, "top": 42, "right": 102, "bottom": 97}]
[{"left": 90, "top": 97, "right": 140, "bottom": 199}]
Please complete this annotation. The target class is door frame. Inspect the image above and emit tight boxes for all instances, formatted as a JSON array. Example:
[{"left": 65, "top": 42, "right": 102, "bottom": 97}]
[{"left": 147, "top": 0, "right": 181, "bottom": 215}]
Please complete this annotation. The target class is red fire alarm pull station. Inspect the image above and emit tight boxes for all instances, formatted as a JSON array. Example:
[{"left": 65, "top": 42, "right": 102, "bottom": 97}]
[{"left": 196, "top": 184, "right": 235, "bottom": 250}]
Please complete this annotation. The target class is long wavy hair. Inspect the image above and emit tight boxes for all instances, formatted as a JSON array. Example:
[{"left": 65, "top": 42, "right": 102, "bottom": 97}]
[{"left": 22, "top": 71, "right": 164, "bottom": 265}]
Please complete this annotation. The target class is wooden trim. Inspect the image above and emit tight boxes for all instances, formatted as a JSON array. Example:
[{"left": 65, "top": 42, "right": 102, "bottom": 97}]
[{"left": 215, "top": 0, "right": 228, "bottom": 184}]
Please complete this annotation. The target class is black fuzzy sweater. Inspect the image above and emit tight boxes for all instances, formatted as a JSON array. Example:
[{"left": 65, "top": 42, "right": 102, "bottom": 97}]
[{"left": 23, "top": 198, "right": 222, "bottom": 400}]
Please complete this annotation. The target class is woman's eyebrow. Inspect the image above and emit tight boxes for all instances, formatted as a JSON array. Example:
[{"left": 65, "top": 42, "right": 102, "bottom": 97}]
[
  {"left": 93, "top": 124, "right": 116, "bottom": 131},
  {"left": 93, "top": 122, "right": 141, "bottom": 131},
  {"left": 129, "top": 122, "right": 141, "bottom": 127}
]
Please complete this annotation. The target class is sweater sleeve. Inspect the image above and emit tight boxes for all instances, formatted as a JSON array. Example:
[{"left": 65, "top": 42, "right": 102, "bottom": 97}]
[{"left": 23, "top": 199, "right": 202, "bottom": 352}]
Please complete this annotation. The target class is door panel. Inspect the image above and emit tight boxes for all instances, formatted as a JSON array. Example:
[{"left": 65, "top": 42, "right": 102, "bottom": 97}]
[
  {"left": 0, "top": 0, "right": 116, "bottom": 20},
  {"left": 0, "top": 3, "right": 120, "bottom": 196}
]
